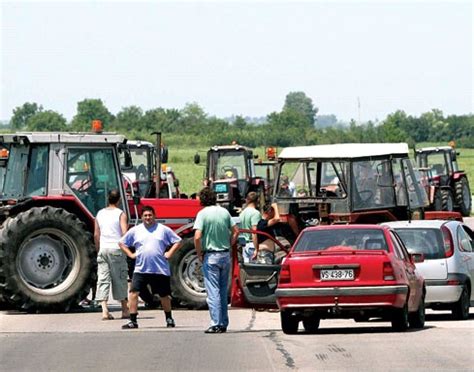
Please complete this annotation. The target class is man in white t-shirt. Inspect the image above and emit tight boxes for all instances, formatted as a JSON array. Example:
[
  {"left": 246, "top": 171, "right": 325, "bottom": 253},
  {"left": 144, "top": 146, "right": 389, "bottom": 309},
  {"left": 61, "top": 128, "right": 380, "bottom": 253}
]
[{"left": 94, "top": 189, "right": 129, "bottom": 320}]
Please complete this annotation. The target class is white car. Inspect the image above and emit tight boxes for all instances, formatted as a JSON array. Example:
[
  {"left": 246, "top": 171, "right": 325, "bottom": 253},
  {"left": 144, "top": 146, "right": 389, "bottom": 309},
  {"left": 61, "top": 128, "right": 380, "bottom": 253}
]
[{"left": 383, "top": 220, "right": 474, "bottom": 320}]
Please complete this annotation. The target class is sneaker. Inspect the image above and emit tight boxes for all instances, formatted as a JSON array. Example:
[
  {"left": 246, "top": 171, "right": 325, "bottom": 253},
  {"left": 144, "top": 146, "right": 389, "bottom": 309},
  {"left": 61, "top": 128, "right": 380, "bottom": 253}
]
[
  {"left": 219, "top": 326, "right": 227, "bottom": 333},
  {"left": 204, "top": 326, "right": 222, "bottom": 334},
  {"left": 121, "top": 321, "right": 139, "bottom": 329},
  {"left": 166, "top": 318, "right": 176, "bottom": 328}
]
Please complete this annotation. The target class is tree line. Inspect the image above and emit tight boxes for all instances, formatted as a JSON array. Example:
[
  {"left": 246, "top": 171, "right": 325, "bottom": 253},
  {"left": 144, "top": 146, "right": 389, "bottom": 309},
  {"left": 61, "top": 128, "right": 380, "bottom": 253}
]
[{"left": 6, "top": 92, "right": 474, "bottom": 148}]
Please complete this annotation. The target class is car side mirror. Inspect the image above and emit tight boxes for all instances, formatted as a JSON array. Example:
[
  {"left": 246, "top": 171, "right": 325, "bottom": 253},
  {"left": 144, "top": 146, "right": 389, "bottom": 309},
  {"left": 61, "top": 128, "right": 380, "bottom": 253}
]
[
  {"left": 194, "top": 153, "right": 200, "bottom": 164},
  {"left": 410, "top": 252, "right": 424, "bottom": 264},
  {"left": 174, "top": 178, "right": 180, "bottom": 187}
]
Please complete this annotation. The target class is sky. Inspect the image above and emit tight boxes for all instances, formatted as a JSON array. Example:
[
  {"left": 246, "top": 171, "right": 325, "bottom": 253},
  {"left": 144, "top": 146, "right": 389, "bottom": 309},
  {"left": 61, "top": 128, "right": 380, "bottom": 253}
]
[{"left": 0, "top": 0, "right": 472, "bottom": 123}]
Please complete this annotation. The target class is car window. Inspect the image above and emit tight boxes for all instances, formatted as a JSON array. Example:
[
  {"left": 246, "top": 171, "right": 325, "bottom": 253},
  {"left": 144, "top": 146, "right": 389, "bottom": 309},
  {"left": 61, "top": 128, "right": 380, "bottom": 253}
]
[
  {"left": 457, "top": 226, "right": 473, "bottom": 252},
  {"left": 390, "top": 231, "right": 409, "bottom": 261},
  {"left": 394, "top": 228, "right": 445, "bottom": 259},
  {"left": 294, "top": 229, "right": 388, "bottom": 252}
]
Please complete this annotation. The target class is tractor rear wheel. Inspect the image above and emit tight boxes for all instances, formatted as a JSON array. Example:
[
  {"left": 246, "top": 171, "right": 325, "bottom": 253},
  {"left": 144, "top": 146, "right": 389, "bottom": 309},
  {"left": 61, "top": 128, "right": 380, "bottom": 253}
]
[
  {"left": 455, "top": 178, "right": 472, "bottom": 217},
  {"left": 441, "top": 189, "right": 454, "bottom": 212},
  {"left": 169, "top": 238, "right": 207, "bottom": 309},
  {"left": 0, "top": 207, "right": 96, "bottom": 312}
]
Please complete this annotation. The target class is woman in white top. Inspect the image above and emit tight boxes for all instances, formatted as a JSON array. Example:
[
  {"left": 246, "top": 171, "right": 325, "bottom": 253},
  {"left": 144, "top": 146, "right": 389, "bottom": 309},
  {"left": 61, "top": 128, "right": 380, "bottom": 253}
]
[{"left": 94, "top": 189, "right": 129, "bottom": 320}]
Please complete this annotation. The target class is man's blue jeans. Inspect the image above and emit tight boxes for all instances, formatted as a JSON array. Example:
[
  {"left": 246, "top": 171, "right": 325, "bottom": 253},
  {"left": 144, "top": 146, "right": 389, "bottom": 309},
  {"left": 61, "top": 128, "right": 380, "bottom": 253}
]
[{"left": 202, "top": 252, "right": 230, "bottom": 328}]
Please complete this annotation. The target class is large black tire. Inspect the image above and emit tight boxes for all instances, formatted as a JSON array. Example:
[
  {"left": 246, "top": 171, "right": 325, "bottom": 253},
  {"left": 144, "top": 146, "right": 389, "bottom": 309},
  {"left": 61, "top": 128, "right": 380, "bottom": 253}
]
[
  {"left": 455, "top": 178, "right": 472, "bottom": 217},
  {"left": 409, "top": 295, "right": 425, "bottom": 329},
  {"left": 452, "top": 285, "right": 470, "bottom": 320},
  {"left": 441, "top": 189, "right": 454, "bottom": 212},
  {"left": 391, "top": 304, "right": 409, "bottom": 332},
  {"left": 169, "top": 238, "right": 207, "bottom": 309},
  {"left": 302, "top": 317, "right": 320, "bottom": 333},
  {"left": 0, "top": 207, "right": 96, "bottom": 312},
  {"left": 281, "top": 310, "right": 299, "bottom": 334}
]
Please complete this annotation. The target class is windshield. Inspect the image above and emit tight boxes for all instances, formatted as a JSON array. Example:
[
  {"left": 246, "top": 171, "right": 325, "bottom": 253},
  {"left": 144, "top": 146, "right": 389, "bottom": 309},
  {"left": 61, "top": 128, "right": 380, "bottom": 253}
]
[
  {"left": 210, "top": 150, "right": 248, "bottom": 181},
  {"left": 294, "top": 228, "right": 388, "bottom": 252},
  {"left": 394, "top": 228, "right": 445, "bottom": 259},
  {"left": 276, "top": 161, "right": 347, "bottom": 199}
]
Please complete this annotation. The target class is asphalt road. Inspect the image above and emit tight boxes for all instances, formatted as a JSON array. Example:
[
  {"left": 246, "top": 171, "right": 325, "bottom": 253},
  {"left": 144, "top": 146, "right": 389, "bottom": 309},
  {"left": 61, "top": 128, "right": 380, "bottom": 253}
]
[{"left": 0, "top": 307, "right": 472, "bottom": 371}]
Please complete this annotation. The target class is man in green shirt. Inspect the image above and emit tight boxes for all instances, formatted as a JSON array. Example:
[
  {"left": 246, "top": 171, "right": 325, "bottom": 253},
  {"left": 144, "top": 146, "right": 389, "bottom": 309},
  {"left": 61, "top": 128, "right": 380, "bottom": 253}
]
[
  {"left": 239, "top": 191, "right": 261, "bottom": 262},
  {"left": 194, "top": 187, "right": 239, "bottom": 334}
]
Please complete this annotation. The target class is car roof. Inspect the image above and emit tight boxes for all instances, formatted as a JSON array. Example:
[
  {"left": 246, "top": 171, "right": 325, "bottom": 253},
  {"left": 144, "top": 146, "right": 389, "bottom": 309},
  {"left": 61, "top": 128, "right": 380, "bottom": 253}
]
[
  {"left": 303, "top": 224, "right": 389, "bottom": 233},
  {"left": 279, "top": 143, "right": 409, "bottom": 160},
  {"left": 382, "top": 220, "right": 455, "bottom": 229}
]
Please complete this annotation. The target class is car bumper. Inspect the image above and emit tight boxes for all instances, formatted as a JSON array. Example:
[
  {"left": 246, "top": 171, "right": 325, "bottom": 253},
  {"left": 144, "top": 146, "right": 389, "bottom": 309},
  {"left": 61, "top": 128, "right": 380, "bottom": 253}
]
[
  {"left": 425, "top": 283, "right": 463, "bottom": 304},
  {"left": 275, "top": 285, "right": 408, "bottom": 309}
]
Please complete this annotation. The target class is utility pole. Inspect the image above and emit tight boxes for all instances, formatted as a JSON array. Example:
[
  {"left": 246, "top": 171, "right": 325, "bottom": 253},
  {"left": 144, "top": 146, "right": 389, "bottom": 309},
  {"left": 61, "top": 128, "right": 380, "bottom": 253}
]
[{"left": 357, "top": 97, "right": 361, "bottom": 125}]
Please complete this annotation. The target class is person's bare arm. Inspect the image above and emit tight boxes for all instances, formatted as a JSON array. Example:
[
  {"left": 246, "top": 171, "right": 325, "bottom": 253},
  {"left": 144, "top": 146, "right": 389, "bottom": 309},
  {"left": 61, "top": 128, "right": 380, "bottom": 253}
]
[
  {"left": 230, "top": 225, "right": 239, "bottom": 248},
  {"left": 120, "top": 212, "right": 128, "bottom": 236},
  {"left": 164, "top": 240, "right": 182, "bottom": 260},
  {"left": 194, "top": 230, "right": 204, "bottom": 262},
  {"left": 251, "top": 224, "right": 259, "bottom": 259},
  {"left": 119, "top": 242, "right": 136, "bottom": 259},
  {"left": 94, "top": 219, "right": 100, "bottom": 252}
]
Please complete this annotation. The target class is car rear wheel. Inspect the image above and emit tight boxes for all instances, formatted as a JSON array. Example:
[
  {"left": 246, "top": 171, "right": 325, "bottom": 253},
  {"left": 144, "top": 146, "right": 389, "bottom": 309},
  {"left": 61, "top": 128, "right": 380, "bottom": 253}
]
[
  {"left": 302, "top": 317, "right": 320, "bottom": 333},
  {"left": 280, "top": 310, "right": 299, "bottom": 334},
  {"left": 409, "top": 295, "right": 425, "bottom": 329},
  {"left": 452, "top": 285, "right": 470, "bottom": 320},
  {"left": 391, "top": 304, "right": 409, "bottom": 332}
]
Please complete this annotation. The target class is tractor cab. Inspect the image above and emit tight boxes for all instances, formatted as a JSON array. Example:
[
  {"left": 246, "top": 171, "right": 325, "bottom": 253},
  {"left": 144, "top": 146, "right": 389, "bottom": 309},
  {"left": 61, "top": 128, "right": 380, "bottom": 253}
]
[
  {"left": 274, "top": 143, "right": 430, "bottom": 227},
  {"left": 120, "top": 140, "right": 181, "bottom": 199},
  {"left": 196, "top": 144, "right": 265, "bottom": 215}
]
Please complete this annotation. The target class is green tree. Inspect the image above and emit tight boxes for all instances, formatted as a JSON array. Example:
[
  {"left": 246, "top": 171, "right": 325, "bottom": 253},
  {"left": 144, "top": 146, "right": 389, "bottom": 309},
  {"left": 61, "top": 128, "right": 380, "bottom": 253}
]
[
  {"left": 11, "top": 102, "right": 43, "bottom": 130},
  {"left": 233, "top": 115, "right": 247, "bottom": 130},
  {"left": 112, "top": 106, "right": 143, "bottom": 131},
  {"left": 142, "top": 108, "right": 181, "bottom": 133},
  {"left": 71, "top": 99, "right": 114, "bottom": 131},
  {"left": 283, "top": 91, "right": 318, "bottom": 127},
  {"left": 179, "top": 103, "right": 207, "bottom": 132},
  {"left": 27, "top": 110, "right": 67, "bottom": 131}
]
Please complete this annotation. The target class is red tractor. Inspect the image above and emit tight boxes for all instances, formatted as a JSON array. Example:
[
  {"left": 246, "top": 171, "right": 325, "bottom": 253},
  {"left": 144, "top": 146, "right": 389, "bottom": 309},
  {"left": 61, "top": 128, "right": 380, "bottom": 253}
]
[
  {"left": 194, "top": 144, "right": 267, "bottom": 215},
  {"left": 415, "top": 146, "right": 472, "bottom": 216},
  {"left": 0, "top": 130, "right": 206, "bottom": 312}
]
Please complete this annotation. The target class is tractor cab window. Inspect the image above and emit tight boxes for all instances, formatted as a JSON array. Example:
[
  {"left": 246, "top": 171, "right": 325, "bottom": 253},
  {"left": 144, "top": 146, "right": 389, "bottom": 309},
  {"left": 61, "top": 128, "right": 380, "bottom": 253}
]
[
  {"left": 66, "top": 148, "right": 121, "bottom": 216},
  {"left": 26, "top": 145, "right": 49, "bottom": 196},
  {"left": 2, "top": 144, "right": 29, "bottom": 198},
  {"left": 277, "top": 161, "right": 346, "bottom": 199},
  {"left": 211, "top": 150, "right": 247, "bottom": 181},
  {"left": 425, "top": 153, "right": 447, "bottom": 176},
  {"left": 402, "top": 159, "right": 429, "bottom": 209},
  {"left": 352, "top": 160, "right": 395, "bottom": 210}
]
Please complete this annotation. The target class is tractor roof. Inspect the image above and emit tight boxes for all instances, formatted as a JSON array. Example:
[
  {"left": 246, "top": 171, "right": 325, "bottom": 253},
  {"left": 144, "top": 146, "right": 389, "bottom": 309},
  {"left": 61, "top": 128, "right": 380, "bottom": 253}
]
[
  {"left": 210, "top": 144, "right": 251, "bottom": 152},
  {"left": 0, "top": 132, "right": 126, "bottom": 145},
  {"left": 127, "top": 140, "right": 154, "bottom": 148},
  {"left": 279, "top": 143, "right": 409, "bottom": 160},
  {"left": 416, "top": 146, "right": 452, "bottom": 153}
]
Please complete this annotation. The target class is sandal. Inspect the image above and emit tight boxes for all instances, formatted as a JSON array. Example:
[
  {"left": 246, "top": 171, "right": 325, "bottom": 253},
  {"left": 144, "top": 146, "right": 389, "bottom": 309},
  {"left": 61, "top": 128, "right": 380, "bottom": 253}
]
[{"left": 102, "top": 314, "right": 114, "bottom": 320}]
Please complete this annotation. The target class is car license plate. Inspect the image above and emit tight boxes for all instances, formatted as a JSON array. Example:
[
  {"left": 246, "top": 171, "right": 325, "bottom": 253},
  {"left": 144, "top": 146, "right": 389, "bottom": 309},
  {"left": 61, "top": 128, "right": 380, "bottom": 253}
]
[{"left": 320, "top": 269, "right": 354, "bottom": 281}]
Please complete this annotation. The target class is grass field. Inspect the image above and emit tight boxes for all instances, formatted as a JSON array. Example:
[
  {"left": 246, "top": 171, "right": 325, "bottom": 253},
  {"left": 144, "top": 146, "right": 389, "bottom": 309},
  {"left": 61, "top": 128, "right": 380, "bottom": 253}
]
[{"left": 169, "top": 144, "right": 474, "bottom": 199}]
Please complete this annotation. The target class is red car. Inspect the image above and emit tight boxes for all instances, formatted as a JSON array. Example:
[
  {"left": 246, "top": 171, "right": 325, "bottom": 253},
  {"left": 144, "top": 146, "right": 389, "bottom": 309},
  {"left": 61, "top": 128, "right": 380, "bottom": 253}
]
[{"left": 231, "top": 225, "right": 426, "bottom": 334}]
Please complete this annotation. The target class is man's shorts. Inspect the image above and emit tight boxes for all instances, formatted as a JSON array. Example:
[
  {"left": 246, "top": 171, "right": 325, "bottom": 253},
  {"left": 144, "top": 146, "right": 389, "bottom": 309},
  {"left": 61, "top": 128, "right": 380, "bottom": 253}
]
[{"left": 131, "top": 273, "right": 171, "bottom": 297}]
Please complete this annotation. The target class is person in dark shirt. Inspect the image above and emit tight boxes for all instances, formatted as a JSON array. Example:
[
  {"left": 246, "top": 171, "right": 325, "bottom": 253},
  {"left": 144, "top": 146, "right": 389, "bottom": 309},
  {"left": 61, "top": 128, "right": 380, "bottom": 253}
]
[{"left": 255, "top": 204, "right": 281, "bottom": 264}]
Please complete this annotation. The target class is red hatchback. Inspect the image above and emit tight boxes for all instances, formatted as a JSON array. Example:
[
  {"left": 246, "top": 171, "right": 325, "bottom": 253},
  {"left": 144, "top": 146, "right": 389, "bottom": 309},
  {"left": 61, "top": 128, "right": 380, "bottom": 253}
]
[{"left": 274, "top": 225, "right": 426, "bottom": 333}]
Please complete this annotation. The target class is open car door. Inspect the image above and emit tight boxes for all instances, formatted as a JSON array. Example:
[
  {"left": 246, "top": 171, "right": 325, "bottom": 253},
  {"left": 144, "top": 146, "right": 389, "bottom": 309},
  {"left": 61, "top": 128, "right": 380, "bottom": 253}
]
[{"left": 231, "top": 229, "right": 289, "bottom": 309}]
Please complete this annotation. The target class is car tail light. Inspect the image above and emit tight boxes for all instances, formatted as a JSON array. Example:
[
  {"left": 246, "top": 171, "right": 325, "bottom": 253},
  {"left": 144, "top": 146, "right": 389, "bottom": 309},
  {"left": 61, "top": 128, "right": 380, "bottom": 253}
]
[
  {"left": 279, "top": 264, "right": 291, "bottom": 284},
  {"left": 383, "top": 262, "right": 395, "bottom": 281},
  {"left": 441, "top": 225, "right": 454, "bottom": 258}
]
